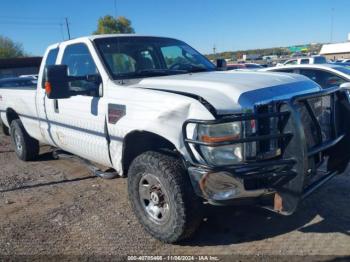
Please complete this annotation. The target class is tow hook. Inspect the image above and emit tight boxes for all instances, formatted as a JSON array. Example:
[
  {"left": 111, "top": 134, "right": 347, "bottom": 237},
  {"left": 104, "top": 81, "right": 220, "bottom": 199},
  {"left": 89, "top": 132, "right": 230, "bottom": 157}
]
[{"left": 274, "top": 193, "right": 283, "bottom": 213}]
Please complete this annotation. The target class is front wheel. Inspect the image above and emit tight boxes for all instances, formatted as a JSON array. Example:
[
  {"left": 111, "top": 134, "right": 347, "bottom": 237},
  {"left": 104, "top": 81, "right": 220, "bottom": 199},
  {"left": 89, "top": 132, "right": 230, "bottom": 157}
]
[
  {"left": 10, "top": 119, "right": 39, "bottom": 161},
  {"left": 128, "top": 151, "right": 202, "bottom": 243}
]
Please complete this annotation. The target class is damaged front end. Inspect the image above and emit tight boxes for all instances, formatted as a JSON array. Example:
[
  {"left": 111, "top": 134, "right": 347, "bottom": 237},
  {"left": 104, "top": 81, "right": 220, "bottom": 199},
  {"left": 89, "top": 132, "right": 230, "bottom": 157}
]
[{"left": 183, "top": 86, "right": 350, "bottom": 215}]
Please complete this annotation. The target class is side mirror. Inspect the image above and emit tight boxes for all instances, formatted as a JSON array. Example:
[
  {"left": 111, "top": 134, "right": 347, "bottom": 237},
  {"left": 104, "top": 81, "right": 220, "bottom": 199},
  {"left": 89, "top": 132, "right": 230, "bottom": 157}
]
[
  {"left": 216, "top": 59, "right": 227, "bottom": 71},
  {"left": 340, "top": 82, "right": 350, "bottom": 90},
  {"left": 45, "top": 65, "right": 71, "bottom": 99}
]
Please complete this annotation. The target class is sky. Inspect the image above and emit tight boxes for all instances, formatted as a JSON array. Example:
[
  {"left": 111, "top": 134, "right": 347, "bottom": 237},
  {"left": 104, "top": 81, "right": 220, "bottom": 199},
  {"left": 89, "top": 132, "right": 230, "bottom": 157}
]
[{"left": 1, "top": 0, "right": 349, "bottom": 56}]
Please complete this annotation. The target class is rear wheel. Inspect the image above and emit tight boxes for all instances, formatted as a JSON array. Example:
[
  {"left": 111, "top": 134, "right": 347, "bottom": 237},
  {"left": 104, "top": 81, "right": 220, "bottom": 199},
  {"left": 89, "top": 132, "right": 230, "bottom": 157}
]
[
  {"left": 10, "top": 119, "right": 39, "bottom": 161},
  {"left": 1, "top": 121, "right": 10, "bottom": 136},
  {"left": 128, "top": 151, "right": 202, "bottom": 243}
]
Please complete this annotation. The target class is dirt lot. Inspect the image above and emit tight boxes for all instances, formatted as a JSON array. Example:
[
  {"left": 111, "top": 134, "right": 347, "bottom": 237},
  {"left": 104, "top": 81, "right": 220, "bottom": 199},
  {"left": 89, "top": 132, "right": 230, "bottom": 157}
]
[{"left": 1, "top": 129, "right": 350, "bottom": 259}]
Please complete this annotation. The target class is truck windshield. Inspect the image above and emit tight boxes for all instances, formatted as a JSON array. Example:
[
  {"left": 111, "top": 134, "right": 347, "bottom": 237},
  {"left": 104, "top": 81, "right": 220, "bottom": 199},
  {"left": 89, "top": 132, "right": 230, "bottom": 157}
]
[{"left": 94, "top": 37, "right": 215, "bottom": 79}]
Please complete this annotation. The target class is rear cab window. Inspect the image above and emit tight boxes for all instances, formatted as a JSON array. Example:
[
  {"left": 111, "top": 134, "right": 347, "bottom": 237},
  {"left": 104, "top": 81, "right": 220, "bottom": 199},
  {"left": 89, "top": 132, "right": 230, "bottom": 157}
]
[
  {"left": 45, "top": 48, "right": 59, "bottom": 66},
  {"left": 42, "top": 47, "right": 59, "bottom": 88}
]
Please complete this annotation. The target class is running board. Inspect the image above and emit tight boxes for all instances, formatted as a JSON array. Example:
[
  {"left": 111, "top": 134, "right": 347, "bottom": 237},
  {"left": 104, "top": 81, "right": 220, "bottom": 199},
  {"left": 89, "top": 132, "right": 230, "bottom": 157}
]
[{"left": 52, "top": 150, "right": 119, "bottom": 179}]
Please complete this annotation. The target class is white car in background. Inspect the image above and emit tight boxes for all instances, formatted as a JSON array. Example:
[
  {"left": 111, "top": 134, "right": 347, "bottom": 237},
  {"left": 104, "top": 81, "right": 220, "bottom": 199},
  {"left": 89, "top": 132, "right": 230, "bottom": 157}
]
[
  {"left": 261, "top": 63, "right": 350, "bottom": 89},
  {"left": 277, "top": 55, "right": 327, "bottom": 67}
]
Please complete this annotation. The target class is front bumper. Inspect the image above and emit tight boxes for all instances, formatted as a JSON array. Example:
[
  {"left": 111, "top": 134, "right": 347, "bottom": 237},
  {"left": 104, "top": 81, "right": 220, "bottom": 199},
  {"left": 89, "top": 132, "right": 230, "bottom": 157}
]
[{"left": 183, "top": 87, "right": 350, "bottom": 214}]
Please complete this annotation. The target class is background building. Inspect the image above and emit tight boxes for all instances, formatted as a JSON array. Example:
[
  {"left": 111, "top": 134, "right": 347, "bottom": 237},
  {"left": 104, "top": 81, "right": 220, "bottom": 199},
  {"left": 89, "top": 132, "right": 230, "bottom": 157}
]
[{"left": 320, "top": 42, "right": 350, "bottom": 60}]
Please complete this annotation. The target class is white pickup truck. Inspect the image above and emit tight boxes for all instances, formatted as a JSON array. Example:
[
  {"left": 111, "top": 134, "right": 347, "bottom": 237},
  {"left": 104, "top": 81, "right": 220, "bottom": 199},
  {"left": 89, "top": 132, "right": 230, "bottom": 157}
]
[{"left": 1, "top": 35, "right": 350, "bottom": 243}]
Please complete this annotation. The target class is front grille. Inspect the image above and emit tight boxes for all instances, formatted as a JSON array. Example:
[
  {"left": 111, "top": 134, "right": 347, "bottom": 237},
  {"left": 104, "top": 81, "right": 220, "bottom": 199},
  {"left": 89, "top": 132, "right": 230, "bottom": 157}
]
[{"left": 255, "top": 104, "right": 280, "bottom": 159}]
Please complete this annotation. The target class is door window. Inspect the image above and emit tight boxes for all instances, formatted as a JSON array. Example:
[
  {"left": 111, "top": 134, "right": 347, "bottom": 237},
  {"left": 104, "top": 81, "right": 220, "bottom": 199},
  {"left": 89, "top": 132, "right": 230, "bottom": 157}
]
[{"left": 61, "top": 43, "right": 100, "bottom": 95}]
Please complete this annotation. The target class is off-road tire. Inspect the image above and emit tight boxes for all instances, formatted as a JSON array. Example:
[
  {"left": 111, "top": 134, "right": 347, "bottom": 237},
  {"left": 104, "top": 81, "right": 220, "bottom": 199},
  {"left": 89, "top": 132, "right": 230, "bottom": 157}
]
[
  {"left": 10, "top": 119, "right": 39, "bottom": 161},
  {"left": 1, "top": 121, "right": 10, "bottom": 136},
  {"left": 128, "top": 151, "right": 202, "bottom": 243}
]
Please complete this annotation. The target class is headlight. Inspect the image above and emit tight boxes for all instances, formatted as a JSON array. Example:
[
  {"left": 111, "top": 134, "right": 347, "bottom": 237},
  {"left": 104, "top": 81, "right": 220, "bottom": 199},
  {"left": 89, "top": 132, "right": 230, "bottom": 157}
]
[{"left": 197, "top": 122, "right": 243, "bottom": 166}]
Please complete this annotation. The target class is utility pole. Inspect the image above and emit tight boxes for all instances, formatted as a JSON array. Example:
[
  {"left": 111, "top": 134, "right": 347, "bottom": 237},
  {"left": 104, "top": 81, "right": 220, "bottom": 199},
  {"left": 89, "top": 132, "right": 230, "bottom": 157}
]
[
  {"left": 213, "top": 44, "right": 216, "bottom": 58},
  {"left": 65, "top": 17, "right": 71, "bottom": 40}
]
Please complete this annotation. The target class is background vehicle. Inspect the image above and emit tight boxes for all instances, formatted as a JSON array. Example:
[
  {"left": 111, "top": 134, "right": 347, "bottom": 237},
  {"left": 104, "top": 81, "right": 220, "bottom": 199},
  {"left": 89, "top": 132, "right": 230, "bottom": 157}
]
[
  {"left": 261, "top": 64, "right": 350, "bottom": 89},
  {"left": 227, "top": 63, "right": 263, "bottom": 70},
  {"left": 278, "top": 55, "right": 327, "bottom": 66},
  {"left": 0, "top": 77, "right": 37, "bottom": 88},
  {"left": 1, "top": 35, "right": 350, "bottom": 243},
  {"left": 19, "top": 74, "right": 39, "bottom": 79},
  {"left": 333, "top": 62, "right": 350, "bottom": 67},
  {"left": 334, "top": 59, "right": 350, "bottom": 63},
  {"left": 226, "top": 63, "right": 245, "bottom": 70}
]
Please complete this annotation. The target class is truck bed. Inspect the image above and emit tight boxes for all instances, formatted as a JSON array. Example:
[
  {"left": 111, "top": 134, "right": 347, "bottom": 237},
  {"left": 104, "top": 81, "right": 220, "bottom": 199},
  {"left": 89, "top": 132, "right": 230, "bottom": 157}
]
[{"left": 0, "top": 86, "right": 39, "bottom": 139}]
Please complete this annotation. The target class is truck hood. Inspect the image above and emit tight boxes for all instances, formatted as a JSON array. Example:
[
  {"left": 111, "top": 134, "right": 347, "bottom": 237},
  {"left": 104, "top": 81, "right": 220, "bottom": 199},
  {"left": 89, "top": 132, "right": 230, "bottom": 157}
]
[{"left": 135, "top": 71, "right": 321, "bottom": 115}]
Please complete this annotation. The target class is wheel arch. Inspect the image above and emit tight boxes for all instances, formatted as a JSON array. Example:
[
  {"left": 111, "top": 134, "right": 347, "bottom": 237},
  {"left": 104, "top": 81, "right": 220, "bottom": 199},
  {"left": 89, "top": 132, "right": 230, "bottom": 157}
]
[
  {"left": 5, "top": 108, "right": 20, "bottom": 126},
  {"left": 122, "top": 130, "right": 181, "bottom": 176}
]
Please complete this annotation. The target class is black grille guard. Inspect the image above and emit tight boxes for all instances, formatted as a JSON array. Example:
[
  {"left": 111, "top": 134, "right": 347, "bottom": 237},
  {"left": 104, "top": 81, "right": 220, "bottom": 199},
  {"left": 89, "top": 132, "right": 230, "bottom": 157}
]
[{"left": 182, "top": 86, "right": 350, "bottom": 214}]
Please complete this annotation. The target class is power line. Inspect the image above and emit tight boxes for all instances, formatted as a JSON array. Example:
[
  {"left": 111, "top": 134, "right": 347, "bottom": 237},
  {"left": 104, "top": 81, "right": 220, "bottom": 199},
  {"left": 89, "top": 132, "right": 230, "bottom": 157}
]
[
  {"left": 0, "top": 16, "right": 63, "bottom": 21},
  {"left": 0, "top": 21, "right": 62, "bottom": 26},
  {"left": 0, "top": 24, "right": 62, "bottom": 29}
]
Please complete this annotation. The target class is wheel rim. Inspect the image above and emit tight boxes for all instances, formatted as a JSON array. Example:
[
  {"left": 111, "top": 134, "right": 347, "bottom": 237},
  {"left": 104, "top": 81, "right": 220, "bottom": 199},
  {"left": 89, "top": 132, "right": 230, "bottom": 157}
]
[
  {"left": 138, "top": 173, "right": 170, "bottom": 225},
  {"left": 14, "top": 128, "right": 23, "bottom": 154}
]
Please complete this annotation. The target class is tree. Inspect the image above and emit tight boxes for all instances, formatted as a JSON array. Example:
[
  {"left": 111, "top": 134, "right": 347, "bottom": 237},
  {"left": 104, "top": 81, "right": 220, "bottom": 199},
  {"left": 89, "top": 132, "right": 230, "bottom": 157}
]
[
  {"left": 93, "top": 15, "right": 135, "bottom": 35},
  {"left": 0, "top": 36, "right": 26, "bottom": 58}
]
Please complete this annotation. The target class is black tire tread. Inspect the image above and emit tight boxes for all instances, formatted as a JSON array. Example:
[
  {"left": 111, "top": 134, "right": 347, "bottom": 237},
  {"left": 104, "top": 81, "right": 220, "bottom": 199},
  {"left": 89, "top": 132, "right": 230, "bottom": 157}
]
[
  {"left": 128, "top": 151, "right": 202, "bottom": 243},
  {"left": 10, "top": 119, "right": 39, "bottom": 161},
  {"left": 1, "top": 121, "right": 10, "bottom": 136}
]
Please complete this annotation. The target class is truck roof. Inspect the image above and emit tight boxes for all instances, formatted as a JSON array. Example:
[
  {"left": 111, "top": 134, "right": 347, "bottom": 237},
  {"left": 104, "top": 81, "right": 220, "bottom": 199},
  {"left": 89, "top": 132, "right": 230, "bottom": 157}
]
[{"left": 50, "top": 34, "right": 178, "bottom": 48}]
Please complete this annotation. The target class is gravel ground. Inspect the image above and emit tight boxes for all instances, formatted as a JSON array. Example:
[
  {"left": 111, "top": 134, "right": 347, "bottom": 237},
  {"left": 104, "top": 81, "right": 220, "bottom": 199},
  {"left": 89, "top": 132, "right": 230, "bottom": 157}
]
[{"left": 0, "top": 130, "right": 350, "bottom": 260}]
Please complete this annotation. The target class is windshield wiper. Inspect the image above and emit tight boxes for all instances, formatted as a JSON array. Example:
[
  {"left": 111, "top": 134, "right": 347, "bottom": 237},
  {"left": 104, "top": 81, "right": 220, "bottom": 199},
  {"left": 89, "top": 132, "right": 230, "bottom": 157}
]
[
  {"left": 114, "top": 69, "right": 188, "bottom": 79},
  {"left": 184, "top": 65, "right": 212, "bottom": 73},
  {"left": 136, "top": 69, "right": 187, "bottom": 76}
]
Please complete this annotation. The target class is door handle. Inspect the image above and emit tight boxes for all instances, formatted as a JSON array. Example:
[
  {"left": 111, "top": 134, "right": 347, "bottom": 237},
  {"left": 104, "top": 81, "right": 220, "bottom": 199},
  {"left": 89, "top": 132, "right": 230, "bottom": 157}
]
[{"left": 54, "top": 99, "right": 59, "bottom": 113}]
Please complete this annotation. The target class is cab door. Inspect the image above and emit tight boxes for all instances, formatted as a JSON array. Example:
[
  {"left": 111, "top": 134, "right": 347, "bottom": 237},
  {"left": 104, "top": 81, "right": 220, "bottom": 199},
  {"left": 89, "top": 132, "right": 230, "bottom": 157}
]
[
  {"left": 44, "top": 43, "right": 111, "bottom": 167},
  {"left": 36, "top": 46, "right": 60, "bottom": 146}
]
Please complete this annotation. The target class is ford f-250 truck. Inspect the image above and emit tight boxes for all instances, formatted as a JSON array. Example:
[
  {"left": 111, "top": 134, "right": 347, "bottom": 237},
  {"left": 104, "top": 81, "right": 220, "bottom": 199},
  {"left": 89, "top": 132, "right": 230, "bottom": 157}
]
[{"left": 1, "top": 35, "right": 350, "bottom": 243}]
